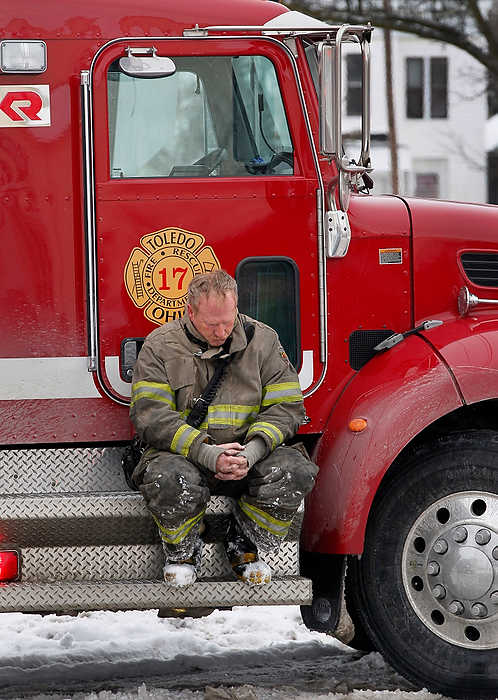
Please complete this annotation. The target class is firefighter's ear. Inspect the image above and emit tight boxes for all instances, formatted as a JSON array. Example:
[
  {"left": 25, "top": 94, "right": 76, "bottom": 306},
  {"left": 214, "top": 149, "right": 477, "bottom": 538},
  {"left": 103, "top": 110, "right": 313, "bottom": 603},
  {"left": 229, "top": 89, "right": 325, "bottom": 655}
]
[{"left": 187, "top": 303, "right": 194, "bottom": 322}]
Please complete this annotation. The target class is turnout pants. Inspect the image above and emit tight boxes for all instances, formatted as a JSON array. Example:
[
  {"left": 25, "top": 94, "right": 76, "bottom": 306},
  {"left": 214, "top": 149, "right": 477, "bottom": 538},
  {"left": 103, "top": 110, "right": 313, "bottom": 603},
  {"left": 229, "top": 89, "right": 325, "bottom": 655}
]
[{"left": 133, "top": 446, "right": 318, "bottom": 563}]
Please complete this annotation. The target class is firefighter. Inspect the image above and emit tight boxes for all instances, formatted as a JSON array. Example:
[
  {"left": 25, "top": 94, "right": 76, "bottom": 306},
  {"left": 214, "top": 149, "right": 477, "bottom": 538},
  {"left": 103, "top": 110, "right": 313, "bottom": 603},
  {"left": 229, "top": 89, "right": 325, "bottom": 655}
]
[{"left": 130, "top": 270, "right": 317, "bottom": 586}]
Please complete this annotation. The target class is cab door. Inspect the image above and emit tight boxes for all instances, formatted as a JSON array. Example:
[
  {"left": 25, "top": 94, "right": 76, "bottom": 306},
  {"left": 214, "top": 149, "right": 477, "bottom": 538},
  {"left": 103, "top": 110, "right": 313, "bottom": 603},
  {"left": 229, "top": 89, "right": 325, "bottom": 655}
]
[{"left": 90, "top": 37, "right": 321, "bottom": 401}]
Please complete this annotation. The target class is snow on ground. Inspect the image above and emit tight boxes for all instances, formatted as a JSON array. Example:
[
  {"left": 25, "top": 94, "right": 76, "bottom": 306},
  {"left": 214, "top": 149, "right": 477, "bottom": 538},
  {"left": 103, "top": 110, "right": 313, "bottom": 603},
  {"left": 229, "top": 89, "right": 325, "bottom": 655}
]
[{"left": 0, "top": 606, "right": 448, "bottom": 700}]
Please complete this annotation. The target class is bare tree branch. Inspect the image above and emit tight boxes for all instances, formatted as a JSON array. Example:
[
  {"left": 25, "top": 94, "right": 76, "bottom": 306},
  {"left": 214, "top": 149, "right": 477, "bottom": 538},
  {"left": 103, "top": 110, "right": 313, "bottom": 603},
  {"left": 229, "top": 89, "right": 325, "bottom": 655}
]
[
  {"left": 466, "top": 0, "right": 498, "bottom": 56},
  {"left": 285, "top": 0, "right": 498, "bottom": 81}
]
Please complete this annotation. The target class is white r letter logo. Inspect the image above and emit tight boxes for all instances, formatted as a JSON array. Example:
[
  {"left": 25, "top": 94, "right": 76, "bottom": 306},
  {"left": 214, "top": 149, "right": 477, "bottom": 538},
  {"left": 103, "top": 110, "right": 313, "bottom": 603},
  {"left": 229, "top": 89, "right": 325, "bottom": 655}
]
[{"left": 0, "top": 85, "right": 50, "bottom": 127}]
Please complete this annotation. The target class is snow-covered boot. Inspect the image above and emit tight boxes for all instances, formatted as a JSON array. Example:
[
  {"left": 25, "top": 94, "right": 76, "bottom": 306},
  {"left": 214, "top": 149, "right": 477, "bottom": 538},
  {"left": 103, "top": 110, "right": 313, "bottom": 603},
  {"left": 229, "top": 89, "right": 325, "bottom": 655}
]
[
  {"left": 224, "top": 516, "right": 272, "bottom": 586},
  {"left": 162, "top": 538, "right": 201, "bottom": 587},
  {"left": 163, "top": 560, "right": 197, "bottom": 586}
]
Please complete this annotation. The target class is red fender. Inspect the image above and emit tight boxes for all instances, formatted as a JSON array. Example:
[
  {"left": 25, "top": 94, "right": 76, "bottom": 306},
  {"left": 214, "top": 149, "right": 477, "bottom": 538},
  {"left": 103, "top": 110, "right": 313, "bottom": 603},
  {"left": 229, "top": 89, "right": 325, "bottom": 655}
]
[
  {"left": 420, "top": 313, "right": 498, "bottom": 404},
  {"left": 301, "top": 334, "right": 462, "bottom": 554}
]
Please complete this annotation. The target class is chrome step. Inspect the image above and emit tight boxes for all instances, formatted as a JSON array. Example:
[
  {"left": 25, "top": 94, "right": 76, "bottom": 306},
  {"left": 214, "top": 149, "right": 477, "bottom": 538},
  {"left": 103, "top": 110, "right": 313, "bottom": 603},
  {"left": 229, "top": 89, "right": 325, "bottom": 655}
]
[
  {"left": 0, "top": 446, "right": 128, "bottom": 493},
  {"left": 20, "top": 541, "right": 299, "bottom": 581},
  {"left": 0, "top": 577, "right": 312, "bottom": 612},
  {"left": 0, "top": 493, "right": 302, "bottom": 548}
]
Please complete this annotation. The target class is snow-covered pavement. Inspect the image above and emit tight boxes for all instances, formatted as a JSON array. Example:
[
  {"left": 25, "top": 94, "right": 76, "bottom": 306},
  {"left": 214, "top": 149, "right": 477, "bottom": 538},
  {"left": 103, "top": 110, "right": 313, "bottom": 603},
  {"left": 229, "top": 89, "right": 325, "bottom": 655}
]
[{"left": 0, "top": 606, "right": 449, "bottom": 699}]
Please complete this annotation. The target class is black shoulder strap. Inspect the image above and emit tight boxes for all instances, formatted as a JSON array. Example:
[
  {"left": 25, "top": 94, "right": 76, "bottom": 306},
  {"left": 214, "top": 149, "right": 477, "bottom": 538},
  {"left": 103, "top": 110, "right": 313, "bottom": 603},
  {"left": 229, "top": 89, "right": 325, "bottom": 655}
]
[
  {"left": 183, "top": 323, "right": 208, "bottom": 352},
  {"left": 243, "top": 320, "right": 255, "bottom": 344},
  {"left": 186, "top": 321, "right": 255, "bottom": 429}
]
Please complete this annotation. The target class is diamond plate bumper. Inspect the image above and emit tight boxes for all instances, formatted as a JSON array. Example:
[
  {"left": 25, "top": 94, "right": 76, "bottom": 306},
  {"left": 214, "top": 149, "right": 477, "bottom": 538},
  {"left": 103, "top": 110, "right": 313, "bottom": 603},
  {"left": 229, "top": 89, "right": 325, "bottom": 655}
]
[
  {"left": 0, "top": 446, "right": 308, "bottom": 612},
  {"left": 0, "top": 578, "right": 312, "bottom": 612}
]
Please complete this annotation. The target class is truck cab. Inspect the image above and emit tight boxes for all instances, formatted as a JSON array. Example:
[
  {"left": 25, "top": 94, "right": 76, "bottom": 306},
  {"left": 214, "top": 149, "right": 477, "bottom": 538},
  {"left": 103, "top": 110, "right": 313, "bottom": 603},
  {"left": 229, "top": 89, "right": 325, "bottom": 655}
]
[{"left": 1, "top": 1, "right": 497, "bottom": 697}]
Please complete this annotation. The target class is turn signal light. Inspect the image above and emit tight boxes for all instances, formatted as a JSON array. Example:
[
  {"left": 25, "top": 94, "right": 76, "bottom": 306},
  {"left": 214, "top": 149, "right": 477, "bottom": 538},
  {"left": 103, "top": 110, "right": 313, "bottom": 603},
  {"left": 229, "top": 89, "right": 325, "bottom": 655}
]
[
  {"left": 0, "top": 550, "right": 20, "bottom": 582},
  {"left": 349, "top": 418, "right": 368, "bottom": 433}
]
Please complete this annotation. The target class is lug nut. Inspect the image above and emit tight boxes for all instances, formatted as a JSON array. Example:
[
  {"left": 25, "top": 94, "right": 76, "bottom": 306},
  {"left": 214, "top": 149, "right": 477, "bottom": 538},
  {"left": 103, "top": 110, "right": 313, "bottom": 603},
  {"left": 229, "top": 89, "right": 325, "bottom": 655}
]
[
  {"left": 491, "top": 591, "right": 498, "bottom": 605},
  {"left": 433, "top": 585, "right": 446, "bottom": 600},
  {"left": 471, "top": 603, "right": 488, "bottom": 618},
  {"left": 493, "top": 547, "right": 498, "bottom": 561},
  {"left": 433, "top": 539, "right": 448, "bottom": 555},
  {"left": 448, "top": 600, "right": 464, "bottom": 616},
  {"left": 475, "top": 529, "right": 491, "bottom": 545},
  {"left": 427, "top": 561, "right": 440, "bottom": 576},
  {"left": 452, "top": 526, "right": 468, "bottom": 543}
]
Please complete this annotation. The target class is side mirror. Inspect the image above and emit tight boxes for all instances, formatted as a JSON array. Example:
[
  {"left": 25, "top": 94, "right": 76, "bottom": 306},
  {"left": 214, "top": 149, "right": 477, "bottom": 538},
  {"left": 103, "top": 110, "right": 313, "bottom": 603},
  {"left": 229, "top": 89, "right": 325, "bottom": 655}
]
[
  {"left": 318, "top": 26, "right": 373, "bottom": 209},
  {"left": 119, "top": 48, "right": 176, "bottom": 78},
  {"left": 319, "top": 42, "right": 337, "bottom": 157}
]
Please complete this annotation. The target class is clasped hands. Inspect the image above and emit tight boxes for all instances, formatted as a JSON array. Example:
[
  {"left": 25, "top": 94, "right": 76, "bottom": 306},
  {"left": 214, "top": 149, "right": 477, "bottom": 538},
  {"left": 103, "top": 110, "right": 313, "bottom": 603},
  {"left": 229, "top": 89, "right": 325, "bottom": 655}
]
[{"left": 215, "top": 442, "right": 249, "bottom": 481}]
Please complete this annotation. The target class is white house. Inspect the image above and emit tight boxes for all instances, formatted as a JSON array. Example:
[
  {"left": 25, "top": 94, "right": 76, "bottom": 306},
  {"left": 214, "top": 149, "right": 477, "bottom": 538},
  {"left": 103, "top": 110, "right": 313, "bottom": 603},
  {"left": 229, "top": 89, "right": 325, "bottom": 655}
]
[{"left": 342, "top": 30, "right": 488, "bottom": 203}]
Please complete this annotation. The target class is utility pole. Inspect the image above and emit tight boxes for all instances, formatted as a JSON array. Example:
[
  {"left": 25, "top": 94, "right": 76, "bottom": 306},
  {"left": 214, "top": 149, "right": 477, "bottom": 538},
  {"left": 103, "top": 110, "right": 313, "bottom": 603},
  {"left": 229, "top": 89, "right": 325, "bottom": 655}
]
[{"left": 383, "top": 0, "right": 399, "bottom": 193}]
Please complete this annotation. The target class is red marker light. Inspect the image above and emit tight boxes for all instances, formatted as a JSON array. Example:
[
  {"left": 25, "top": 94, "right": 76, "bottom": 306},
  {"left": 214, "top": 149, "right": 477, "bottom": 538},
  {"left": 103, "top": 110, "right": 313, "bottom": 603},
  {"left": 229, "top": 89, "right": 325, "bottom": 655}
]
[{"left": 0, "top": 550, "right": 19, "bottom": 582}]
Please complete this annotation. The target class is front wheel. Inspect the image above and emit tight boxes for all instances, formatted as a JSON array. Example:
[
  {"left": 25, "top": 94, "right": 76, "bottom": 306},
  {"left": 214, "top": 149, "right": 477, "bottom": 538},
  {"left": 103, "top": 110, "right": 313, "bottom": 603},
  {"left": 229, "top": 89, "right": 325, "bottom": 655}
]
[{"left": 347, "top": 431, "right": 498, "bottom": 699}]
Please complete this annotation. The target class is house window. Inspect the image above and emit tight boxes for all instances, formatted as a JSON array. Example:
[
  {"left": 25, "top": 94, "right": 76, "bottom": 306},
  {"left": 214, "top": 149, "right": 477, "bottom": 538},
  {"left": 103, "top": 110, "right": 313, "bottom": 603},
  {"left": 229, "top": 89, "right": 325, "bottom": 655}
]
[
  {"left": 406, "top": 58, "right": 424, "bottom": 118},
  {"left": 415, "top": 173, "right": 440, "bottom": 198},
  {"left": 412, "top": 158, "right": 447, "bottom": 199},
  {"left": 346, "top": 54, "right": 363, "bottom": 116},
  {"left": 430, "top": 57, "right": 448, "bottom": 118},
  {"left": 406, "top": 56, "right": 448, "bottom": 119}
]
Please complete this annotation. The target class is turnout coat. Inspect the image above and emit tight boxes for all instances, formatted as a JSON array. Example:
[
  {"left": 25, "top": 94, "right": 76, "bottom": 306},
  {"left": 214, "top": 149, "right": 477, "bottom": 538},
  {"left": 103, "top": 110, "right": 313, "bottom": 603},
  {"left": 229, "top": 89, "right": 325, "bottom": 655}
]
[{"left": 130, "top": 313, "right": 305, "bottom": 464}]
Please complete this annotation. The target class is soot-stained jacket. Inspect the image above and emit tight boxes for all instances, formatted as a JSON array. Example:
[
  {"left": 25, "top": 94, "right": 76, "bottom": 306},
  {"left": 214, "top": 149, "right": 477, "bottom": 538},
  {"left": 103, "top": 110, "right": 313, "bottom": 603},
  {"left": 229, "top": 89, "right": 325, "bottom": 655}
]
[{"left": 129, "top": 313, "right": 305, "bottom": 463}]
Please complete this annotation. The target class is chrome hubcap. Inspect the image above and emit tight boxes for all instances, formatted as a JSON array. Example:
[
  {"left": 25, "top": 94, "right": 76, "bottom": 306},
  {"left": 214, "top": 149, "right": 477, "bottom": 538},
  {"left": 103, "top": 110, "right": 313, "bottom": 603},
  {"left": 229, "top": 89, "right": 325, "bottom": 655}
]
[{"left": 402, "top": 491, "right": 498, "bottom": 649}]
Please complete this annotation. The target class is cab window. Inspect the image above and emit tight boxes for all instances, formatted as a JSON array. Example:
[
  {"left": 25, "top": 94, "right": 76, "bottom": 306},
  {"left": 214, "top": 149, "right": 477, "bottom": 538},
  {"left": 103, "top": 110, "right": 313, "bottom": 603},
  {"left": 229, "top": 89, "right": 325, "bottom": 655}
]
[
  {"left": 107, "top": 55, "right": 294, "bottom": 178},
  {"left": 236, "top": 257, "right": 300, "bottom": 368}
]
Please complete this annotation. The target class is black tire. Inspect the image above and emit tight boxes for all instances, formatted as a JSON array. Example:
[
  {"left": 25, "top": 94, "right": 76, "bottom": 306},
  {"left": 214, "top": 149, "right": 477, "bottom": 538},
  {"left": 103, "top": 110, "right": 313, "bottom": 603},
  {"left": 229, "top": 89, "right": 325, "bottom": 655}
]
[
  {"left": 346, "top": 430, "right": 498, "bottom": 699},
  {"left": 344, "top": 564, "right": 377, "bottom": 652}
]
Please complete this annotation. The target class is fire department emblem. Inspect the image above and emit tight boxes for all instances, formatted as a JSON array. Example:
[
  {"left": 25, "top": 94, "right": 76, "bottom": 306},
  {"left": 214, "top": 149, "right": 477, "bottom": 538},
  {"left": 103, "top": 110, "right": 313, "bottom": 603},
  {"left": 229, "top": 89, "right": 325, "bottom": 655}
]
[{"left": 124, "top": 227, "right": 221, "bottom": 325}]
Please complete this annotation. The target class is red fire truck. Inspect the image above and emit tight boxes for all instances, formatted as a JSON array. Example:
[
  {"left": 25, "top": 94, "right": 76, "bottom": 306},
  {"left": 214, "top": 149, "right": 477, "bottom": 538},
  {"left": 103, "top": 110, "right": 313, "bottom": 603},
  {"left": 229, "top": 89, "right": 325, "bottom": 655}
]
[{"left": 1, "top": 0, "right": 497, "bottom": 696}]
